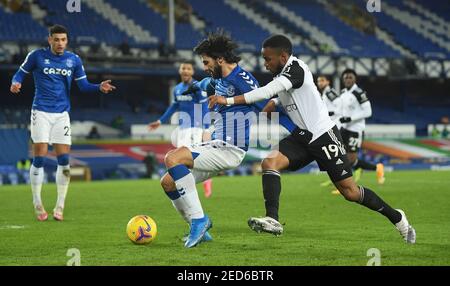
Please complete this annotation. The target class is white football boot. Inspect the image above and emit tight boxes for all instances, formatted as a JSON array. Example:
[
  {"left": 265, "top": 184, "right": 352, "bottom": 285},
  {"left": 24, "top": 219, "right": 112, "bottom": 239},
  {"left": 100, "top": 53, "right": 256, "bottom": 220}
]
[
  {"left": 248, "top": 216, "right": 283, "bottom": 236},
  {"left": 395, "top": 209, "right": 416, "bottom": 244}
]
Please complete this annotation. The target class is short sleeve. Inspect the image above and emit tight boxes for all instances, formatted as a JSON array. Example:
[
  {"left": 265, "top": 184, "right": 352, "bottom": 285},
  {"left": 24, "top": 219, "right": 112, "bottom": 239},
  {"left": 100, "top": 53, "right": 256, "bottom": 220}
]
[
  {"left": 20, "top": 50, "right": 38, "bottom": 73},
  {"left": 352, "top": 88, "right": 369, "bottom": 104},
  {"left": 280, "top": 60, "right": 305, "bottom": 89}
]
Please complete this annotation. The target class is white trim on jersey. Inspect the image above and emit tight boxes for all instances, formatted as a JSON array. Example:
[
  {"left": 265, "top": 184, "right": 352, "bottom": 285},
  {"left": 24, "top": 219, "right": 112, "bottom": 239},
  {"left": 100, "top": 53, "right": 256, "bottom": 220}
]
[
  {"left": 75, "top": 75, "right": 87, "bottom": 81},
  {"left": 19, "top": 66, "right": 30, "bottom": 74}
]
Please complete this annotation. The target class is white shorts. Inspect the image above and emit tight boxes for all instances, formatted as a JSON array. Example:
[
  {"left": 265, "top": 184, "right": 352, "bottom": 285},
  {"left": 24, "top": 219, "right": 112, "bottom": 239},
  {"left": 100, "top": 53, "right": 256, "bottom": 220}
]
[
  {"left": 171, "top": 127, "right": 204, "bottom": 147},
  {"left": 187, "top": 140, "right": 246, "bottom": 183},
  {"left": 30, "top": 109, "right": 71, "bottom": 145}
]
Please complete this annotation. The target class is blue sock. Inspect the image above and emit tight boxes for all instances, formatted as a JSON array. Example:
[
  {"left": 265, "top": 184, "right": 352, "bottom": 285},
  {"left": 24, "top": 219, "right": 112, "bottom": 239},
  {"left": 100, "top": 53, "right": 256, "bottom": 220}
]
[
  {"left": 32, "top": 156, "right": 45, "bottom": 168},
  {"left": 168, "top": 164, "right": 190, "bottom": 181}
]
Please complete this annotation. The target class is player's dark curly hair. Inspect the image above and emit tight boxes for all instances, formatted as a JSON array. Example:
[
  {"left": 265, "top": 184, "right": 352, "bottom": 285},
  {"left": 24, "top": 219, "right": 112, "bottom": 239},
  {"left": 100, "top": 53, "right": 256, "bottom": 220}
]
[
  {"left": 341, "top": 68, "right": 357, "bottom": 78},
  {"left": 194, "top": 30, "right": 241, "bottom": 63},
  {"left": 49, "top": 24, "right": 68, "bottom": 36}
]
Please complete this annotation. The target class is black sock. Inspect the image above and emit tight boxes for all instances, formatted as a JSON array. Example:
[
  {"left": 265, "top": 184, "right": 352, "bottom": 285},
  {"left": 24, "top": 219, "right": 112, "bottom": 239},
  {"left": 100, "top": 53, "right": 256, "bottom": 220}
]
[
  {"left": 354, "top": 159, "right": 377, "bottom": 171},
  {"left": 262, "top": 170, "right": 281, "bottom": 221},
  {"left": 358, "top": 186, "right": 401, "bottom": 224}
]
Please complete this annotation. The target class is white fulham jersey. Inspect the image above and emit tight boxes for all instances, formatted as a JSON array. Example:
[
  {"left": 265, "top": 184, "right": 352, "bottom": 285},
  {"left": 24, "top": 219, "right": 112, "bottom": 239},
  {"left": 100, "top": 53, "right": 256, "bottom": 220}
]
[
  {"left": 340, "top": 83, "right": 372, "bottom": 133},
  {"left": 274, "top": 55, "right": 335, "bottom": 142},
  {"left": 321, "top": 85, "right": 343, "bottom": 129}
]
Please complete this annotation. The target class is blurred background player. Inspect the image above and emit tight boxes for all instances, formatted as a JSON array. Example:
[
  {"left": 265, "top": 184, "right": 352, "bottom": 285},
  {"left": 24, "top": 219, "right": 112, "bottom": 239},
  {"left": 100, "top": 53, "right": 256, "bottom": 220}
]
[
  {"left": 339, "top": 69, "right": 385, "bottom": 185},
  {"left": 317, "top": 75, "right": 342, "bottom": 129},
  {"left": 10, "top": 24, "right": 115, "bottom": 221},
  {"left": 148, "top": 61, "right": 213, "bottom": 198},
  {"left": 317, "top": 75, "right": 346, "bottom": 188}
]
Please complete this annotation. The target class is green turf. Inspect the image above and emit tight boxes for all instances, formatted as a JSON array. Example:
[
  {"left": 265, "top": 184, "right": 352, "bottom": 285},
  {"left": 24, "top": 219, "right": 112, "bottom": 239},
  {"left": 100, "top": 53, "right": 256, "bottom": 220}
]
[{"left": 0, "top": 170, "right": 449, "bottom": 266}]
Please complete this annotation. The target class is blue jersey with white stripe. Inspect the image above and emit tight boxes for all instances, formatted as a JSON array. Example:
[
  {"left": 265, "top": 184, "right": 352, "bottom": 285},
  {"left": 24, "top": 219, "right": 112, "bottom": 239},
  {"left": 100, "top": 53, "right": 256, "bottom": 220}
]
[
  {"left": 159, "top": 80, "right": 209, "bottom": 129},
  {"left": 211, "top": 65, "right": 259, "bottom": 151},
  {"left": 13, "top": 48, "right": 89, "bottom": 113}
]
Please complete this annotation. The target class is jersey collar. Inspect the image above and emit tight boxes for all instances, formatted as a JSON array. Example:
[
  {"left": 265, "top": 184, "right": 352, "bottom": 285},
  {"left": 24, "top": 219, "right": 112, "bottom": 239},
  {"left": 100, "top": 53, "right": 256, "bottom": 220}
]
[
  {"left": 278, "top": 55, "right": 296, "bottom": 76},
  {"left": 322, "top": 85, "right": 331, "bottom": 95},
  {"left": 345, "top": 83, "right": 358, "bottom": 93}
]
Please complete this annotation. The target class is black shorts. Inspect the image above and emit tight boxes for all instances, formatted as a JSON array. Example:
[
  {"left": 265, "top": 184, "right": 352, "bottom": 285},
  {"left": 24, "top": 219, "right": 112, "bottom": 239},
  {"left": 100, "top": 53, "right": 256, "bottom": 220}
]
[
  {"left": 278, "top": 126, "right": 352, "bottom": 183},
  {"left": 340, "top": 128, "right": 363, "bottom": 152}
]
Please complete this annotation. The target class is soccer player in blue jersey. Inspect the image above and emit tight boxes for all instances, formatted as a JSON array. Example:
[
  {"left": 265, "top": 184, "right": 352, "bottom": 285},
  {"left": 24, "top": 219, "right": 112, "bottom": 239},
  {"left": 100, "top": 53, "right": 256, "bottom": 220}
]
[
  {"left": 148, "top": 62, "right": 213, "bottom": 198},
  {"left": 10, "top": 25, "right": 115, "bottom": 221},
  {"left": 158, "top": 31, "right": 296, "bottom": 248}
]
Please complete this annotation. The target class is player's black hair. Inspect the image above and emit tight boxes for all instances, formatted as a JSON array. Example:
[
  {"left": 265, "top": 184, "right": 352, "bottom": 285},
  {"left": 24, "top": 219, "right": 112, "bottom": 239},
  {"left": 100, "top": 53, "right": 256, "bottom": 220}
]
[
  {"left": 341, "top": 68, "right": 357, "bottom": 78},
  {"left": 194, "top": 30, "right": 241, "bottom": 63},
  {"left": 49, "top": 24, "right": 68, "bottom": 36},
  {"left": 317, "top": 74, "right": 331, "bottom": 82},
  {"left": 262, "top": 35, "right": 293, "bottom": 55},
  {"left": 180, "top": 60, "right": 195, "bottom": 66}
]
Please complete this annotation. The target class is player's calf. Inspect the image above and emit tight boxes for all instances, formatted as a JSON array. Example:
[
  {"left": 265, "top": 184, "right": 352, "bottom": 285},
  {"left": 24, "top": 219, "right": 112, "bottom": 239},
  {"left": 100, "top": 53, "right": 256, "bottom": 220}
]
[
  {"left": 160, "top": 173, "right": 176, "bottom": 192},
  {"left": 334, "top": 178, "right": 361, "bottom": 202}
]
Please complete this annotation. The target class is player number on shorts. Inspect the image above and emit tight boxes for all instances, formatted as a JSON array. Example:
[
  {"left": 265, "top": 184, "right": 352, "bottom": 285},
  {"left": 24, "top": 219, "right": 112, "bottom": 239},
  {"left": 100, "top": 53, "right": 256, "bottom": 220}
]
[
  {"left": 64, "top": 126, "right": 70, "bottom": 136},
  {"left": 322, "top": 144, "right": 339, "bottom": 160}
]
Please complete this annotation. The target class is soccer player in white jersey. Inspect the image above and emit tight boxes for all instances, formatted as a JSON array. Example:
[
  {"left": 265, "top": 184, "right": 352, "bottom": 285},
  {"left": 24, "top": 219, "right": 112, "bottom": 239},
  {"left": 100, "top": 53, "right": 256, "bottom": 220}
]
[
  {"left": 148, "top": 62, "right": 213, "bottom": 198},
  {"left": 339, "top": 69, "right": 385, "bottom": 184},
  {"left": 10, "top": 25, "right": 115, "bottom": 221},
  {"left": 210, "top": 35, "right": 415, "bottom": 244}
]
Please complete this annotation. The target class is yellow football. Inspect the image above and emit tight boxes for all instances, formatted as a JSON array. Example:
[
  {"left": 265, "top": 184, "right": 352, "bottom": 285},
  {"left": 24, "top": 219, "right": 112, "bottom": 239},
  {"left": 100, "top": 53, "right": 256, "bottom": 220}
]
[{"left": 126, "top": 215, "right": 157, "bottom": 244}]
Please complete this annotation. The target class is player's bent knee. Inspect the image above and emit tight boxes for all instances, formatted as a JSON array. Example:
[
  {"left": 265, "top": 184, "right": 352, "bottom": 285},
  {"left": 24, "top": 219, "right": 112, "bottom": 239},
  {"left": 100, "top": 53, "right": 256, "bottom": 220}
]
[
  {"left": 164, "top": 150, "right": 178, "bottom": 167},
  {"left": 261, "top": 157, "right": 279, "bottom": 171},
  {"left": 164, "top": 147, "right": 192, "bottom": 168}
]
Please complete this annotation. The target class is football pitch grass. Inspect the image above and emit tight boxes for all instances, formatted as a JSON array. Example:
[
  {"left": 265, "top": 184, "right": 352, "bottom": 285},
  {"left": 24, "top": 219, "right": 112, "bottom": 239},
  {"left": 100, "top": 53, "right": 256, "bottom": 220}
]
[{"left": 1, "top": 170, "right": 449, "bottom": 266}]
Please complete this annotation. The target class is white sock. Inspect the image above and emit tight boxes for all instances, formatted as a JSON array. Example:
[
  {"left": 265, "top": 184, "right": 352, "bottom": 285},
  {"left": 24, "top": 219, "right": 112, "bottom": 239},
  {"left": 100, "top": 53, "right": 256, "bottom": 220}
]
[
  {"left": 30, "top": 165, "right": 44, "bottom": 207},
  {"left": 171, "top": 199, "right": 191, "bottom": 223},
  {"left": 173, "top": 173, "right": 204, "bottom": 220},
  {"left": 55, "top": 165, "right": 70, "bottom": 210}
]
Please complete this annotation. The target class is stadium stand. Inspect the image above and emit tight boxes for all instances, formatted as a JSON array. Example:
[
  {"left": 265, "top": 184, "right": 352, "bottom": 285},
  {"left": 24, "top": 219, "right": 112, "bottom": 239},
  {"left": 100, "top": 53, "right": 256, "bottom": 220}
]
[{"left": 0, "top": 0, "right": 449, "bottom": 183}]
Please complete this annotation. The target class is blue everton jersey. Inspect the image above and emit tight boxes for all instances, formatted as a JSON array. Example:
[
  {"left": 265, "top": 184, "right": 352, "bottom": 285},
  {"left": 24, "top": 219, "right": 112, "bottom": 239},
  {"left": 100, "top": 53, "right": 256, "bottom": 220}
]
[
  {"left": 211, "top": 65, "right": 259, "bottom": 151},
  {"left": 15, "top": 48, "right": 87, "bottom": 113},
  {"left": 159, "top": 80, "right": 209, "bottom": 129},
  {"left": 174, "top": 81, "right": 208, "bottom": 128}
]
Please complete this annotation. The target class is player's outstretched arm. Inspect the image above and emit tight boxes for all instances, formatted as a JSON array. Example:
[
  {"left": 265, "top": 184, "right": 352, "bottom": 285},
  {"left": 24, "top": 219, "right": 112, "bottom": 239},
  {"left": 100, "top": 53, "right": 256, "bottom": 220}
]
[
  {"left": 10, "top": 50, "right": 37, "bottom": 95},
  {"left": 148, "top": 102, "right": 179, "bottom": 131},
  {"left": 148, "top": 120, "right": 161, "bottom": 130},
  {"left": 208, "top": 78, "right": 287, "bottom": 109}
]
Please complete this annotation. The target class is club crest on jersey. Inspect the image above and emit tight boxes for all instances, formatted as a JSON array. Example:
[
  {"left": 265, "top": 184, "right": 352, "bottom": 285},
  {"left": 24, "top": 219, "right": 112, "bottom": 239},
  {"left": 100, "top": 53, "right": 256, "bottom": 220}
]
[
  {"left": 66, "top": 59, "right": 74, "bottom": 68},
  {"left": 226, "top": 85, "right": 235, "bottom": 96}
]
